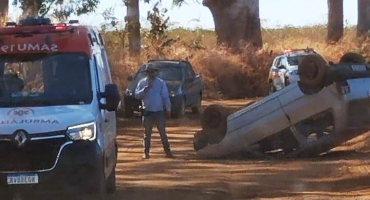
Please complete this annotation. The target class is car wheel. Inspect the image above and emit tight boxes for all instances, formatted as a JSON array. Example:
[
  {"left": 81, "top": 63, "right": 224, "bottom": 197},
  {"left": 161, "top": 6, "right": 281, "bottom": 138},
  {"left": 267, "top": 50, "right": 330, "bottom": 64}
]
[
  {"left": 298, "top": 54, "right": 327, "bottom": 95},
  {"left": 339, "top": 52, "right": 366, "bottom": 64},
  {"left": 193, "top": 130, "right": 208, "bottom": 151},
  {"left": 191, "top": 94, "right": 202, "bottom": 114},
  {"left": 106, "top": 168, "right": 116, "bottom": 193},
  {"left": 124, "top": 102, "right": 134, "bottom": 118},
  {"left": 81, "top": 164, "right": 107, "bottom": 199}
]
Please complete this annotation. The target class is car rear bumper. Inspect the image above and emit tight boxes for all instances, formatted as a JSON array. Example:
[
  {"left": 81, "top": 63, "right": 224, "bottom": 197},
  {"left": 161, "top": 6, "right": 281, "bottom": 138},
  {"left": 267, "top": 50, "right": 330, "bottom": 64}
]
[{"left": 0, "top": 140, "right": 103, "bottom": 195}]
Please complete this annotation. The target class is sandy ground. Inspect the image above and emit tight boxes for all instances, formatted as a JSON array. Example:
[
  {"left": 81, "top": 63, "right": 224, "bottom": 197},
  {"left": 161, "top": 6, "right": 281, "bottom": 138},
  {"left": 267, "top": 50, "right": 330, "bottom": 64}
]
[{"left": 21, "top": 99, "right": 370, "bottom": 200}]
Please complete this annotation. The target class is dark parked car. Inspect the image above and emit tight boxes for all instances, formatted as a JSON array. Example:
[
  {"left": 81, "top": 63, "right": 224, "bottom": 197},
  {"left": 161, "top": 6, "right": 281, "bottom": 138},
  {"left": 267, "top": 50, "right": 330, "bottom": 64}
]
[{"left": 123, "top": 59, "right": 204, "bottom": 118}]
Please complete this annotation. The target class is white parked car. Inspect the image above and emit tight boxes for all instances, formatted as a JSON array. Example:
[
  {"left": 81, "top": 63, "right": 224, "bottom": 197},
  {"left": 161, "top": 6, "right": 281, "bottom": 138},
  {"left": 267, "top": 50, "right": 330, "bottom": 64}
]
[
  {"left": 267, "top": 48, "right": 328, "bottom": 94},
  {"left": 195, "top": 52, "right": 370, "bottom": 159}
]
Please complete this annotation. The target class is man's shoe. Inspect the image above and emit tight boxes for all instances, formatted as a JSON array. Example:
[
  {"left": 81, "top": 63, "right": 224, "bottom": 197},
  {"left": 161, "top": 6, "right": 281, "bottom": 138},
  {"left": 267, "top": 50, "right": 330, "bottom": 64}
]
[
  {"left": 142, "top": 153, "right": 150, "bottom": 159},
  {"left": 165, "top": 152, "right": 174, "bottom": 158}
]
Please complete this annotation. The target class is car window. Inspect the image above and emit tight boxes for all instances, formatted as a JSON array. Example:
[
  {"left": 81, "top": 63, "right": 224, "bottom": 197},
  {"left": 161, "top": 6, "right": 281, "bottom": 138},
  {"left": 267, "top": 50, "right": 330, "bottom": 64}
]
[
  {"left": 275, "top": 57, "right": 282, "bottom": 67},
  {"left": 100, "top": 50, "right": 112, "bottom": 83},
  {"left": 158, "top": 66, "right": 183, "bottom": 81},
  {"left": 287, "top": 55, "right": 306, "bottom": 66},
  {"left": 94, "top": 53, "right": 110, "bottom": 86},
  {"left": 135, "top": 63, "right": 183, "bottom": 81},
  {"left": 272, "top": 57, "right": 279, "bottom": 68},
  {"left": 279, "top": 57, "right": 287, "bottom": 66},
  {"left": 184, "top": 63, "right": 196, "bottom": 78},
  {"left": 0, "top": 53, "right": 92, "bottom": 107}
]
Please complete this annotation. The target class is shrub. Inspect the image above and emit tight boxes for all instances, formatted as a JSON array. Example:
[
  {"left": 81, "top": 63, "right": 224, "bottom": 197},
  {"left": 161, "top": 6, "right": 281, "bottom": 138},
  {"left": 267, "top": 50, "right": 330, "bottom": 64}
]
[{"left": 103, "top": 24, "right": 368, "bottom": 100}]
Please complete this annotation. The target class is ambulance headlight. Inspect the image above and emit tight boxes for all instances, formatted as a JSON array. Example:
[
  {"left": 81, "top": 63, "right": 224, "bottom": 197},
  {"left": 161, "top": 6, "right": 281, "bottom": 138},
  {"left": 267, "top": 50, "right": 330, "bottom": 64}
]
[{"left": 67, "top": 122, "right": 96, "bottom": 141}]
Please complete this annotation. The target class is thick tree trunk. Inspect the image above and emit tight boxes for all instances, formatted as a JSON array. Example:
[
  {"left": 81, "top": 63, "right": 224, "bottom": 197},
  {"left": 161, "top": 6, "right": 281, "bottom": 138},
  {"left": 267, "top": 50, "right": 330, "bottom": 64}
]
[
  {"left": 327, "top": 0, "right": 343, "bottom": 43},
  {"left": 125, "top": 0, "right": 141, "bottom": 56},
  {"left": 21, "top": 0, "right": 43, "bottom": 18},
  {"left": 241, "top": 0, "right": 262, "bottom": 48},
  {"left": 357, "top": 0, "right": 370, "bottom": 38},
  {"left": 0, "top": 0, "right": 8, "bottom": 27},
  {"left": 203, "top": 0, "right": 262, "bottom": 49}
]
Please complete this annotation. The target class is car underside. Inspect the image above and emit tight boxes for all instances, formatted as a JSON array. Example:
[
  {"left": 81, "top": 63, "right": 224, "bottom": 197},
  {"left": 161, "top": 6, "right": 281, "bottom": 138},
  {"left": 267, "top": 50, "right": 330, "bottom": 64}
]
[{"left": 193, "top": 51, "right": 370, "bottom": 159}]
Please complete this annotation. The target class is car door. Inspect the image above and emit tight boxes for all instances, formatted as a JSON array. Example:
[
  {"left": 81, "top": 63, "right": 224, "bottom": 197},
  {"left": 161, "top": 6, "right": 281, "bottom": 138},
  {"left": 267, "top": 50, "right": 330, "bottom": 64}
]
[
  {"left": 182, "top": 62, "right": 197, "bottom": 106},
  {"left": 93, "top": 51, "right": 117, "bottom": 176},
  {"left": 269, "top": 56, "right": 282, "bottom": 81}
]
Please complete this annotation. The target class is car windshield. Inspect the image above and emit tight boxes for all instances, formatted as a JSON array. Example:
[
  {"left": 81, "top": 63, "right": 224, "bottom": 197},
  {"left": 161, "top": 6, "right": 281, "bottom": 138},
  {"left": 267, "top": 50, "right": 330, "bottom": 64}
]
[
  {"left": 0, "top": 53, "right": 92, "bottom": 107},
  {"left": 287, "top": 55, "right": 306, "bottom": 66},
  {"left": 136, "top": 63, "right": 183, "bottom": 81}
]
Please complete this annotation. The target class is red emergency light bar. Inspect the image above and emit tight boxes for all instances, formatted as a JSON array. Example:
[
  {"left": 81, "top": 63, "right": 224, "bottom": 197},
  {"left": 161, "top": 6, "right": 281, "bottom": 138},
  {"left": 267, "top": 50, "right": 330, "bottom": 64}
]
[
  {"left": 0, "top": 24, "right": 74, "bottom": 36},
  {"left": 55, "top": 23, "right": 68, "bottom": 30},
  {"left": 0, "top": 18, "right": 93, "bottom": 58},
  {"left": 282, "top": 48, "right": 316, "bottom": 56}
]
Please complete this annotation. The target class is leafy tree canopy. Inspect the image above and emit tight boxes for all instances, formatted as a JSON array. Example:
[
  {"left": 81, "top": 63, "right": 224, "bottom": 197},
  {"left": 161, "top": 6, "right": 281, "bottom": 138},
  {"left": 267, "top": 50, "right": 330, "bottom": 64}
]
[{"left": 12, "top": 0, "right": 99, "bottom": 21}]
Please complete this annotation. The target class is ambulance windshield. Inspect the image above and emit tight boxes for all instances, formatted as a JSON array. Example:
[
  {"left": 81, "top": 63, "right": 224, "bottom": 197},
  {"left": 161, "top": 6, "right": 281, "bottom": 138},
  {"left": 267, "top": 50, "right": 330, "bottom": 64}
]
[{"left": 0, "top": 52, "right": 93, "bottom": 107}]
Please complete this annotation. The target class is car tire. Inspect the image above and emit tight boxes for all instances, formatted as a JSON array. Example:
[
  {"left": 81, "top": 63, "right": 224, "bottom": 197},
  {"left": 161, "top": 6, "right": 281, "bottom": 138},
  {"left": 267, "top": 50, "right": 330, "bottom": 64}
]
[
  {"left": 339, "top": 52, "right": 366, "bottom": 64},
  {"left": 191, "top": 94, "right": 202, "bottom": 114},
  {"left": 193, "top": 130, "right": 208, "bottom": 151},
  {"left": 124, "top": 102, "right": 134, "bottom": 118},
  {"left": 298, "top": 54, "right": 327, "bottom": 94},
  {"left": 81, "top": 164, "right": 107, "bottom": 199},
  {"left": 200, "top": 104, "right": 230, "bottom": 135},
  {"left": 106, "top": 168, "right": 116, "bottom": 193}
]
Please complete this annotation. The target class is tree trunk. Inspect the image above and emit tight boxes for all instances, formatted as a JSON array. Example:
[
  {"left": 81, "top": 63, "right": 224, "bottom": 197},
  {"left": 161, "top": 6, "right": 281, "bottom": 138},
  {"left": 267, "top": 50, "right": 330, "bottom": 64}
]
[
  {"left": 327, "top": 0, "right": 343, "bottom": 43},
  {"left": 125, "top": 0, "right": 141, "bottom": 56},
  {"left": 357, "top": 0, "right": 370, "bottom": 38},
  {"left": 243, "top": 0, "right": 262, "bottom": 48},
  {"left": 203, "top": 0, "right": 262, "bottom": 49},
  {"left": 21, "top": 0, "right": 43, "bottom": 18},
  {"left": 0, "top": 0, "right": 8, "bottom": 27}
]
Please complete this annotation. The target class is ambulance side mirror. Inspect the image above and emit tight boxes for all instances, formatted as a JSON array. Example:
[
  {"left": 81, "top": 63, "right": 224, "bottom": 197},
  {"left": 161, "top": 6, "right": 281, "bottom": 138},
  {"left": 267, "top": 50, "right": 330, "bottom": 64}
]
[{"left": 101, "top": 83, "right": 121, "bottom": 111}]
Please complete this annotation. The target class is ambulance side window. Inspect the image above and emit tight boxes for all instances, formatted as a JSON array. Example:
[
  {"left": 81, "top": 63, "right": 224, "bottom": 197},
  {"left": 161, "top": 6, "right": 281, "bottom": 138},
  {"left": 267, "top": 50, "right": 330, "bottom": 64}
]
[
  {"left": 93, "top": 32, "right": 101, "bottom": 45},
  {"left": 93, "top": 55, "right": 104, "bottom": 92},
  {"left": 93, "top": 52, "right": 111, "bottom": 92},
  {"left": 100, "top": 49, "right": 112, "bottom": 83}
]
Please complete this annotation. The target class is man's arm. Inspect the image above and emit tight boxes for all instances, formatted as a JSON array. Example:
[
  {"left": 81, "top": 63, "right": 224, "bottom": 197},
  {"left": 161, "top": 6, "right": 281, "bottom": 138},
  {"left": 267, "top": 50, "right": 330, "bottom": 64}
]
[
  {"left": 161, "top": 81, "right": 171, "bottom": 112},
  {"left": 135, "top": 79, "right": 148, "bottom": 100}
]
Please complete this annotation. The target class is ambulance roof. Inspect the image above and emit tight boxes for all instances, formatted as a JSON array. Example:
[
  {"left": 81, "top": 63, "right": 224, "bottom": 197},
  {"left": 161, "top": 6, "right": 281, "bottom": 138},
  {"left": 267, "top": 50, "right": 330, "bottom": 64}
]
[{"left": 0, "top": 17, "right": 102, "bottom": 58}]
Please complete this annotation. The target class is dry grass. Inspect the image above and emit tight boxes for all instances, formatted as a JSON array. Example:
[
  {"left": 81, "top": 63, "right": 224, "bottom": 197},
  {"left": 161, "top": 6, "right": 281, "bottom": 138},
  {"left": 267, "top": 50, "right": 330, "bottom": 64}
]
[{"left": 103, "top": 24, "right": 370, "bottom": 100}]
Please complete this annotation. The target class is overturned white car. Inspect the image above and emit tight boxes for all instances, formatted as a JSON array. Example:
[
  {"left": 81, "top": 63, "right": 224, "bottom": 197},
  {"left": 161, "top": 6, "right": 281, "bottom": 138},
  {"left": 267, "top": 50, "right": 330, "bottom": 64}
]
[{"left": 194, "top": 52, "right": 370, "bottom": 159}]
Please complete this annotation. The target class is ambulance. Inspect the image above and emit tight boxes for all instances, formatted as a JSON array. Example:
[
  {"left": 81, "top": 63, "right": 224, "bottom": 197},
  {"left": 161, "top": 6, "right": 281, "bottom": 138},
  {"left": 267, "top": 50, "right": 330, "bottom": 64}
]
[{"left": 0, "top": 17, "right": 121, "bottom": 197}]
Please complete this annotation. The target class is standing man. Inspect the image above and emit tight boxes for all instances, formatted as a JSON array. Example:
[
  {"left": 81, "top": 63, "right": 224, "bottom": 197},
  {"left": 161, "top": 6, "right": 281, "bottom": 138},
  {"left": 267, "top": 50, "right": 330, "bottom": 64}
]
[{"left": 135, "top": 63, "right": 174, "bottom": 159}]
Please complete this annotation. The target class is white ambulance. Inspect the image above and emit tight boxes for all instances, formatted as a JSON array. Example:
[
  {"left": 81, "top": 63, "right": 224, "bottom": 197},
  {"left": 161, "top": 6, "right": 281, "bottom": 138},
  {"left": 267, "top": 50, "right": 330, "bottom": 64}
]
[{"left": 0, "top": 17, "right": 121, "bottom": 198}]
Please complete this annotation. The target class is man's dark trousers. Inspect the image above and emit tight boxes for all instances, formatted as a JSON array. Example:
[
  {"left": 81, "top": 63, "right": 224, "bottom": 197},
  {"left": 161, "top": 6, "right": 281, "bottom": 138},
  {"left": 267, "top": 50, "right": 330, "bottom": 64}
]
[{"left": 142, "top": 110, "right": 171, "bottom": 156}]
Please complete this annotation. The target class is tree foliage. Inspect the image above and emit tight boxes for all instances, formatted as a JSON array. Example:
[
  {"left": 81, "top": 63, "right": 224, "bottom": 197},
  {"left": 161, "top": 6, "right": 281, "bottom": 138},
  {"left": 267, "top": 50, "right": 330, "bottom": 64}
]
[
  {"left": 172, "top": 0, "right": 186, "bottom": 6},
  {"left": 12, "top": 0, "right": 99, "bottom": 21}
]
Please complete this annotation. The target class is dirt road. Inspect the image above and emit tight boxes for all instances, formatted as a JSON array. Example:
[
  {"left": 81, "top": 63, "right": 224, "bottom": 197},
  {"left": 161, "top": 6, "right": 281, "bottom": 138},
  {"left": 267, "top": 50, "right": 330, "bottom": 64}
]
[
  {"left": 101, "top": 99, "right": 370, "bottom": 200},
  {"left": 25, "top": 99, "right": 370, "bottom": 200}
]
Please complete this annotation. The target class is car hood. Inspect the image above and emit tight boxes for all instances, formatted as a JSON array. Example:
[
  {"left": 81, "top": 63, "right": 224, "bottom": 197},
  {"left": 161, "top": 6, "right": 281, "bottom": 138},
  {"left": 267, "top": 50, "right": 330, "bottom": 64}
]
[
  {"left": 0, "top": 105, "right": 95, "bottom": 135},
  {"left": 126, "top": 79, "right": 182, "bottom": 94}
]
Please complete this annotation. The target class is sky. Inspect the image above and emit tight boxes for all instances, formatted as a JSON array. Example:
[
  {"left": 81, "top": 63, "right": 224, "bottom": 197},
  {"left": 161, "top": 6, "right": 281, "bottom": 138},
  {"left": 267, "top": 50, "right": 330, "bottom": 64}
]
[{"left": 8, "top": 0, "right": 359, "bottom": 30}]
